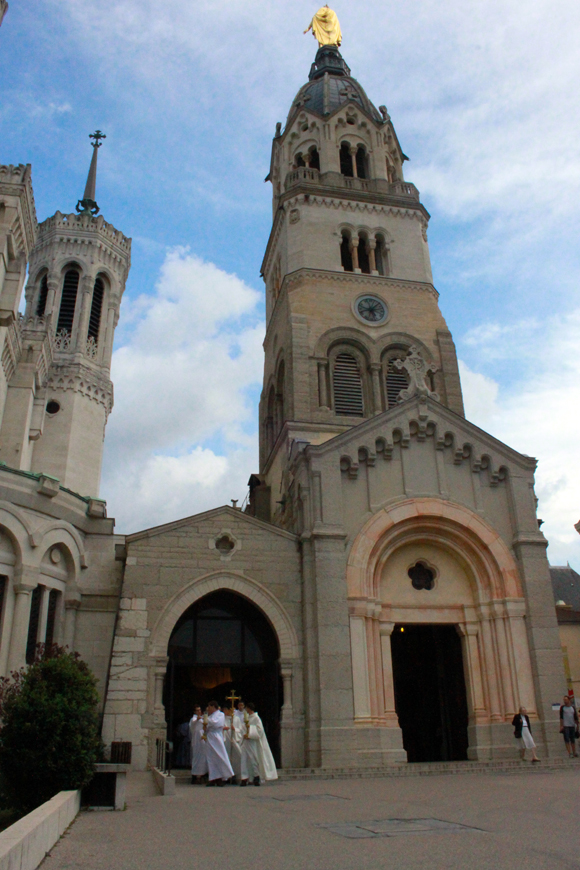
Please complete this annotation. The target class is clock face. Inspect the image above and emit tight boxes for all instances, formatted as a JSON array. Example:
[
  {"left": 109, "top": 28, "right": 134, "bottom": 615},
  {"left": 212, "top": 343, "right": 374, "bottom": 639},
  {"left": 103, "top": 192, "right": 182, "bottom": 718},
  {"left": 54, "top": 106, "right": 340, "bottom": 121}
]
[{"left": 356, "top": 295, "right": 387, "bottom": 324}]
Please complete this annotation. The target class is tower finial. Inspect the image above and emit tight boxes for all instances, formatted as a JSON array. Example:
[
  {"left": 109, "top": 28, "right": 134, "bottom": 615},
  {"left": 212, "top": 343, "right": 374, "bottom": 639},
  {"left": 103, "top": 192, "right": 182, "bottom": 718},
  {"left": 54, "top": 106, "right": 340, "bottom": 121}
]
[{"left": 76, "top": 130, "right": 106, "bottom": 217}]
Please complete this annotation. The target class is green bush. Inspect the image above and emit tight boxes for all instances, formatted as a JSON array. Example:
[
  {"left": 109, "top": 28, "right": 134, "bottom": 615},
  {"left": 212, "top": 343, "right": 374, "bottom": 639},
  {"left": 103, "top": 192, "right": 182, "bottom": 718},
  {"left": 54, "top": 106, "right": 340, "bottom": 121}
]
[{"left": 0, "top": 646, "right": 101, "bottom": 813}]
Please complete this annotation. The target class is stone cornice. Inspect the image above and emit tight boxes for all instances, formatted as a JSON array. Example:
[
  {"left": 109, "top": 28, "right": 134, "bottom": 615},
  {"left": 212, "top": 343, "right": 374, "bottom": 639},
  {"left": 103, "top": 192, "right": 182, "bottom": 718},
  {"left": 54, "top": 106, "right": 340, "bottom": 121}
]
[
  {"left": 36, "top": 211, "right": 131, "bottom": 261},
  {"left": 283, "top": 268, "right": 439, "bottom": 299},
  {"left": 0, "top": 163, "right": 38, "bottom": 256},
  {"left": 46, "top": 360, "right": 114, "bottom": 415}
]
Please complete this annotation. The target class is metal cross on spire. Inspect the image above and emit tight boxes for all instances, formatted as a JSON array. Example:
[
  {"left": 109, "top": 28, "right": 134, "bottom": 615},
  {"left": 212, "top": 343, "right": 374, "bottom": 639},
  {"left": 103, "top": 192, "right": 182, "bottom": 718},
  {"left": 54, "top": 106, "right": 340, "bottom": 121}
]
[
  {"left": 89, "top": 130, "right": 106, "bottom": 148},
  {"left": 76, "top": 130, "right": 106, "bottom": 217}
]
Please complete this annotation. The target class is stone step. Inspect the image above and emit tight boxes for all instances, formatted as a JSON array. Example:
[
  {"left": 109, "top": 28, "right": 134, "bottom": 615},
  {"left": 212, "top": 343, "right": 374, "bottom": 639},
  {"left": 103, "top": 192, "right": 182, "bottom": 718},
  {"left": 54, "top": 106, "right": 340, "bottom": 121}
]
[
  {"left": 172, "top": 757, "right": 580, "bottom": 782},
  {"left": 277, "top": 758, "right": 580, "bottom": 780}
]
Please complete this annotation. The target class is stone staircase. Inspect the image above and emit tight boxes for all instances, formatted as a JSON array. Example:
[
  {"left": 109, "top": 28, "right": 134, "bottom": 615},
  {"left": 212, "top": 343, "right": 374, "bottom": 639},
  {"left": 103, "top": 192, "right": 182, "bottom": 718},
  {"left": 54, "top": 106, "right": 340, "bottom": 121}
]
[{"left": 172, "top": 757, "right": 580, "bottom": 783}]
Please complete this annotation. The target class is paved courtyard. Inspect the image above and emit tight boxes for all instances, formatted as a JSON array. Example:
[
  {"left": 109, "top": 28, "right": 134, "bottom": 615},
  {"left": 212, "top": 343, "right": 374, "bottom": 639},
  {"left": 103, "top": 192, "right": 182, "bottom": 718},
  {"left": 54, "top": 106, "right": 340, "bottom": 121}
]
[{"left": 44, "top": 768, "right": 580, "bottom": 870}]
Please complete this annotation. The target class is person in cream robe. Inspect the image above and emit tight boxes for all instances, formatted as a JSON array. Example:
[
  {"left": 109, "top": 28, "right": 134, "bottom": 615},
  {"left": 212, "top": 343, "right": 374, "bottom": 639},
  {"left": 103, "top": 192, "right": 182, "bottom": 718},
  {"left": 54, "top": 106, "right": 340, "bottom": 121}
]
[
  {"left": 205, "top": 701, "right": 234, "bottom": 785},
  {"left": 240, "top": 702, "right": 278, "bottom": 786}
]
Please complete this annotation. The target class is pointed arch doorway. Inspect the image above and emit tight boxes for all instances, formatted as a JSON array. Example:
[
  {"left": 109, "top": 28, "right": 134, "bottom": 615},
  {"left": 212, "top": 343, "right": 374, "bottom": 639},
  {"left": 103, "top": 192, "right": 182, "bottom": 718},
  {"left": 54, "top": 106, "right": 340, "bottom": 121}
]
[{"left": 164, "top": 590, "right": 282, "bottom": 766}]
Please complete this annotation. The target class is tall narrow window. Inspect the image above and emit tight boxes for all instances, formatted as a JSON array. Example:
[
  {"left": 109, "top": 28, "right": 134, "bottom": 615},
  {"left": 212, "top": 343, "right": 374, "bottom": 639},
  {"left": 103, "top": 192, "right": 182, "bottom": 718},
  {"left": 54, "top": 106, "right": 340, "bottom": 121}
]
[
  {"left": 356, "top": 146, "right": 367, "bottom": 179},
  {"left": 358, "top": 236, "right": 370, "bottom": 274},
  {"left": 375, "top": 235, "right": 386, "bottom": 276},
  {"left": 56, "top": 269, "right": 79, "bottom": 335},
  {"left": 309, "top": 147, "right": 320, "bottom": 170},
  {"left": 386, "top": 357, "right": 409, "bottom": 408},
  {"left": 340, "top": 142, "right": 354, "bottom": 177},
  {"left": 333, "top": 353, "right": 364, "bottom": 416},
  {"left": 88, "top": 276, "right": 104, "bottom": 342},
  {"left": 36, "top": 275, "right": 48, "bottom": 317},
  {"left": 0, "top": 576, "right": 6, "bottom": 638},
  {"left": 26, "top": 585, "right": 42, "bottom": 665},
  {"left": 44, "top": 589, "right": 59, "bottom": 649},
  {"left": 340, "top": 234, "right": 353, "bottom": 271}
]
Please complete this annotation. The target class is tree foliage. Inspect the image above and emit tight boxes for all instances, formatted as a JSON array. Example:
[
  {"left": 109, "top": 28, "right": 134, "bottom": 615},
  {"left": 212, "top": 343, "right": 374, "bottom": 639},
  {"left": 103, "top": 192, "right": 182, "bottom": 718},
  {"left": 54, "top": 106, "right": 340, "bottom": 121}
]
[{"left": 0, "top": 645, "right": 101, "bottom": 813}]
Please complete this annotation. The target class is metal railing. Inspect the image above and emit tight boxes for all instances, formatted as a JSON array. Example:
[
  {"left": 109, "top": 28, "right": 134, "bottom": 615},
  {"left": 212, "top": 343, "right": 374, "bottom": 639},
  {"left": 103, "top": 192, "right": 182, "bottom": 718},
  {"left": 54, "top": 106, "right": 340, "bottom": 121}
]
[{"left": 155, "top": 738, "right": 173, "bottom": 775}]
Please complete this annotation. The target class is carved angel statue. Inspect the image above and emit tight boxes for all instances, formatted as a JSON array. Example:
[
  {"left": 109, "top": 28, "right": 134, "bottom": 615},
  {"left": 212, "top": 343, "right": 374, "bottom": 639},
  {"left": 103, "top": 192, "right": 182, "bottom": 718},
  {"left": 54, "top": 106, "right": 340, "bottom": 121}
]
[
  {"left": 304, "top": 5, "right": 342, "bottom": 47},
  {"left": 394, "top": 346, "right": 440, "bottom": 402}
]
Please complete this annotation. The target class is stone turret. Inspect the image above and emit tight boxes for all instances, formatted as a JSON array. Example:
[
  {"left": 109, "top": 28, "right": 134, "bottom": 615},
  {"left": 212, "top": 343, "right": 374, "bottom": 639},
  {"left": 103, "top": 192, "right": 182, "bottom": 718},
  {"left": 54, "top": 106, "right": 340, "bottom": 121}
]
[{"left": 0, "top": 135, "right": 131, "bottom": 497}]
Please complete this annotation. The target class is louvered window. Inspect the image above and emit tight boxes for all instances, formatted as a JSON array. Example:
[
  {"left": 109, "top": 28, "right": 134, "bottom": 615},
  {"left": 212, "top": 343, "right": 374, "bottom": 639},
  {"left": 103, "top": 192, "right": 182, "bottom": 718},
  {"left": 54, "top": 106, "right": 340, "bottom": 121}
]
[
  {"left": 88, "top": 276, "right": 104, "bottom": 341},
  {"left": 340, "top": 235, "right": 353, "bottom": 271},
  {"left": 333, "top": 353, "right": 364, "bottom": 416},
  {"left": 44, "top": 589, "right": 59, "bottom": 649},
  {"left": 36, "top": 275, "right": 48, "bottom": 317},
  {"left": 386, "top": 358, "right": 408, "bottom": 407},
  {"left": 57, "top": 269, "right": 79, "bottom": 335},
  {"left": 26, "top": 585, "right": 42, "bottom": 664}
]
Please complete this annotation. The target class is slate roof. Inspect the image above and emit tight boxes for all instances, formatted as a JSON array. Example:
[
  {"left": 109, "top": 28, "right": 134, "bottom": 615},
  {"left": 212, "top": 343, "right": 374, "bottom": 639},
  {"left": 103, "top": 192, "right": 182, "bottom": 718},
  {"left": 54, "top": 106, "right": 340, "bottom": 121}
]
[
  {"left": 287, "top": 45, "right": 383, "bottom": 127},
  {"left": 550, "top": 565, "right": 580, "bottom": 610}
]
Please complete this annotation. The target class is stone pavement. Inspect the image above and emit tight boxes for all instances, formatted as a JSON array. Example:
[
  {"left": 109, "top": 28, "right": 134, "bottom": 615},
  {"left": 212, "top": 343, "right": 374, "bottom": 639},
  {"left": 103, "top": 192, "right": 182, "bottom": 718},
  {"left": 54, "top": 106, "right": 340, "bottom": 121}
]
[{"left": 43, "top": 767, "right": 580, "bottom": 870}]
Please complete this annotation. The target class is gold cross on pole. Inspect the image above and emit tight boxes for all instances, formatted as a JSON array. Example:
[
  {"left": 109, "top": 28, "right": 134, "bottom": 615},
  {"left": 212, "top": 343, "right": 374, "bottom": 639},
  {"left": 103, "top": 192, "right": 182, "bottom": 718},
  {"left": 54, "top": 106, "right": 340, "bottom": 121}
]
[{"left": 226, "top": 689, "right": 241, "bottom": 712}]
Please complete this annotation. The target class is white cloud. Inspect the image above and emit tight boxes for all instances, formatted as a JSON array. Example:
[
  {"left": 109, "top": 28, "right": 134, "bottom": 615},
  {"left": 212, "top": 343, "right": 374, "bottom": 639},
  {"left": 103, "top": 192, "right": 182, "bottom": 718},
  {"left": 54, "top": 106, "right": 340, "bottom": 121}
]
[
  {"left": 459, "top": 308, "right": 580, "bottom": 568},
  {"left": 100, "top": 249, "right": 264, "bottom": 531}
]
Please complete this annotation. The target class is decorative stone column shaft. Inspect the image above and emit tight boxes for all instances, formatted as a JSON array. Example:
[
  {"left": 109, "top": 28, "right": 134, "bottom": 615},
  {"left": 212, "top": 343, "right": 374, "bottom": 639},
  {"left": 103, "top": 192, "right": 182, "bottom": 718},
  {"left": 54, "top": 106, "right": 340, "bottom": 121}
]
[
  {"left": 370, "top": 363, "right": 382, "bottom": 414},
  {"left": 350, "top": 238, "right": 359, "bottom": 271},
  {"left": 317, "top": 360, "right": 329, "bottom": 408},
  {"left": 379, "top": 622, "right": 399, "bottom": 725},
  {"left": 7, "top": 582, "right": 35, "bottom": 672}
]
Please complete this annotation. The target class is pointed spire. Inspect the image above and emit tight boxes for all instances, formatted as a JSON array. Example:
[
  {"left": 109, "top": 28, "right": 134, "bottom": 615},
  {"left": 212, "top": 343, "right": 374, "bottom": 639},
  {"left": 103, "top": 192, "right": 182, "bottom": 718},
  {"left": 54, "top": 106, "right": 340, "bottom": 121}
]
[{"left": 76, "top": 130, "right": 106, "bottom": 216}]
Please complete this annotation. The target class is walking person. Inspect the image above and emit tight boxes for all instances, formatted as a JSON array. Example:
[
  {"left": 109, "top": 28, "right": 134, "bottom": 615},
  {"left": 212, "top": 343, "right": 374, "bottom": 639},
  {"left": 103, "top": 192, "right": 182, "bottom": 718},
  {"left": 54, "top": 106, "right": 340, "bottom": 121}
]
[
  {"left": 511, "top": 706, "right": 540, "bottom": 762},
  {"left": 189, "top": 705, "right": 207, "bottom": 784},
  {"left": 204, "top": 700, "right": 234, "bottom": 786},
  {"left": 240, "top": 701, "right": 278, "bottom": 786},
  {"left": 559, "top": 695, "right": 579, "bottom": 757}
]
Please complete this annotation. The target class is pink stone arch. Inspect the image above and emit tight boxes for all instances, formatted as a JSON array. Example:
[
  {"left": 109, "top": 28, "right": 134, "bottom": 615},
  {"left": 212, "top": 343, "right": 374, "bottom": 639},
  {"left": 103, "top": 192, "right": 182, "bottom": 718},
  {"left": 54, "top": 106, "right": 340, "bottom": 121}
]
[
  {"left": 150, "top": 570, "right": 300, "bottom": 660},
  {"left": 346, "top": 497, "right": 523, "bottom": 603}
]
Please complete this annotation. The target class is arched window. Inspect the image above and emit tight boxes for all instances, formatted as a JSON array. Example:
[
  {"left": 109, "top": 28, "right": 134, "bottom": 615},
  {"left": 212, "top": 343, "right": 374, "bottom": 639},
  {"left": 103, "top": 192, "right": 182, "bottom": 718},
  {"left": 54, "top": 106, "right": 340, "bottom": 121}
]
[
  {"left": 340, "top": 233, "right": 353, "bottom": 271},
  {"left": 340, "top": 142, "right": 354, "bottom": 177},
  {"left": 36, "top": 274, "right": 48, "bottom": 317},
  {"left": 375, "top": 234, "right": 386, "bottom": 276},
  {"left": 358, "top": 235, "right": 370, "bottom": 274},
  {"left": 57, "top": 269, "right": 79, "bottom": 336},
  {"left": 266, "top": 385, "right": 276, "bottom": 452},
  {"left": 308, "top": 147, "right": 320, "bottom": 171},
  {"left": 295, "top": 153, "right": 306, "bottom": 168},
  {"left": 356, "top": 146, "right": 367, "bottom": 179},
  {"left": 275, "top": 361, "right": 285, "bottom": 435},
  {"left": 333, "top": 352, "right": 364, "bottom": 416},
  {"left": 88, "top": 276, "right": 105, "bottom": 342},
  {"left": 385, "top": 354, "right": 409, "bottom": 408}
]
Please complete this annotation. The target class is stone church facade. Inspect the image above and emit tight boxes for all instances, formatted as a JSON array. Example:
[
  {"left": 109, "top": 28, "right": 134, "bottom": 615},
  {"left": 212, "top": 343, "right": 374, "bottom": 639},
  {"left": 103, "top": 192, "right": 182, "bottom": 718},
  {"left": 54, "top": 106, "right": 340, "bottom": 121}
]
[{"left": 0, "top": 14, "right": 567, "bottom": 772}]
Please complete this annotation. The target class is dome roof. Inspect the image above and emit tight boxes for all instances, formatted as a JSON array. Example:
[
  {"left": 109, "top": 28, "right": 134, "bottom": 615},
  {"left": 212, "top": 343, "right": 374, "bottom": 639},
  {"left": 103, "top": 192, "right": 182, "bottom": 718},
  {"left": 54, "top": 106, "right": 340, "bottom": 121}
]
[{"left": 287, "top": 46, "right": 383, "bottom": 127}]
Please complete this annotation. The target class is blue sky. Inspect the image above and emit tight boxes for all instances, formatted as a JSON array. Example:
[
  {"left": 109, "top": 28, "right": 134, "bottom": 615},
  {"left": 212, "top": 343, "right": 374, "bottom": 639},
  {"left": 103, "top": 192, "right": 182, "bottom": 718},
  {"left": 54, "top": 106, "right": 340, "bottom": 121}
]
[{"left": 2, "top": 0, "right": 579, "bottom": 568}]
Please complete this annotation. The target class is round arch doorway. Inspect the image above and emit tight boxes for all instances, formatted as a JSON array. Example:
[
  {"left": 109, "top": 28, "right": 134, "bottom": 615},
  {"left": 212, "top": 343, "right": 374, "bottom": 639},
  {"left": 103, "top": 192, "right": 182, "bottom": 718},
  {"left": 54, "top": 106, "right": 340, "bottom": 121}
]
[{"left": 164, "top": 590, "right": 282, "bottom": 766}]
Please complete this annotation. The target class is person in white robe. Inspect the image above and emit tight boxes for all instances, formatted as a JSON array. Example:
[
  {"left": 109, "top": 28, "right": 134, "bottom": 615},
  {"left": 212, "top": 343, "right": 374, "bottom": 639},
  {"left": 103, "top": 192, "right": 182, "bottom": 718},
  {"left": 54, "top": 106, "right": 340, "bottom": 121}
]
[
  {"left": 234, "top": 700, "right": 246, "bottom": 721},
  {"left": 240, "top": 702, "right": 278, "bottom": 786},
  {"left": 222, "top": 707, "right": 242, "bottom": 782},
  {"left": 205, "top": 701, "right": 234, "bottom": 786},
  {"left": 189, "top": 705, "right": 208, "bottom": 783}
]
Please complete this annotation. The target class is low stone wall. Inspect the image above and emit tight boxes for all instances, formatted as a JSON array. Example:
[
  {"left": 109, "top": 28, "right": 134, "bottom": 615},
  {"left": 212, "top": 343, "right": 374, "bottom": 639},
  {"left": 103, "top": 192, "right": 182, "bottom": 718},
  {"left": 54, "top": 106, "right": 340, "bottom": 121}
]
[{"left": 0, "top": 789, "right": 80, "bottom": 870}]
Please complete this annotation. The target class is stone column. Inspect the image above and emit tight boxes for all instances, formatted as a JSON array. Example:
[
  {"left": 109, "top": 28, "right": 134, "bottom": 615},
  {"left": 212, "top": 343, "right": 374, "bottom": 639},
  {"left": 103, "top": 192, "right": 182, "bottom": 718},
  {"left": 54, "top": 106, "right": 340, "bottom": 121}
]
[
  {"left": 153, "top": 658, "right": 168, "bottom": 723},
  {"left": 103, "top": 306, "right": 117, "bottom": 369},
  {"left": 480, "top": 614, "right": 502, "bottom": 720},
  {"left": 350, "top": 238, "right": 360, "bottom": 271},
  {"left": 379, "top": 622, "right": 399, "bottom": 725},
  {"left": 64, "top": 597, "right": 81, "bottom": 650},
  {"left": 38, "top": 586, "right": 50, "bottom": 646},
  {"left": 45, "top": 274, "right": 59, "bottom": 321},
  {"left": 317, "top": 360, "right": 329, "bottom": 408},
  {"left": 75, "top": 275, "right": 94, "bottom": 353},
  {"left": 457, "top": 623, "right": 486, "bottom": 719},
  {"left": 7, "top": 581, "right": 35, "bottom": 672},
  {"left": 368, "top": 239, "right": 377, "bottom": 274},
  {"left": 506, "top": 604, "right": 537, "bottom": 714},
  {"left": 370, "top": 363, "right": 382, "bottom": 415},
  {"left": 350, "top": 613, "right": 371, "bottom": 721},
  {"left": 494, "top": 611, "right": 515, "bottom": 714},
  {"left": 350, "top": 145, "right": 358, "bottom": 177}
]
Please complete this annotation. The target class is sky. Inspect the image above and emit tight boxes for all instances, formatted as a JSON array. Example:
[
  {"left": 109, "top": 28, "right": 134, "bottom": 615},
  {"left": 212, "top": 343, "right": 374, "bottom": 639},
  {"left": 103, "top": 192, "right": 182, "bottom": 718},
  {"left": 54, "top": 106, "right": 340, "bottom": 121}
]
[{"left": 1, "top": 0, "right": 579, "bottom": 568}]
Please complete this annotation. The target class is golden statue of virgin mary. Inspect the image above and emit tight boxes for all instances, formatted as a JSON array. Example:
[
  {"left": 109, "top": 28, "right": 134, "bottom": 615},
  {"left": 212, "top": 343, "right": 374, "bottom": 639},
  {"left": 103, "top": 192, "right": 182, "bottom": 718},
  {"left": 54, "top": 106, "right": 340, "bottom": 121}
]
[{"left": 304, "top": 5, "right": 342, "bottom": 47}]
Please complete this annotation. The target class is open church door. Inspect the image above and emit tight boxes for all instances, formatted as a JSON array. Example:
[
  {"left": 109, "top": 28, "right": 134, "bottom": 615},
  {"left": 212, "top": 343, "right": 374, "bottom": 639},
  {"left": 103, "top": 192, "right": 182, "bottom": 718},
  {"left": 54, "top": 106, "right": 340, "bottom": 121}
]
[{"left": 164, "top": 591, "right": 282, "bottom": 767}]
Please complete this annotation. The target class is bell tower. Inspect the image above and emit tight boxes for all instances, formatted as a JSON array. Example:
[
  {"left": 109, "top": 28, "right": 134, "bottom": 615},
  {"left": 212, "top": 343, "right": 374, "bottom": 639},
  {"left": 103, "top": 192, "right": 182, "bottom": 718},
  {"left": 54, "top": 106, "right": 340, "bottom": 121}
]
[
  {"left": 256, "top": 42, "right": 464, "bottom": 523},
  {"left": 0, "top": 133, "right": 131, "bottom": 497}
]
